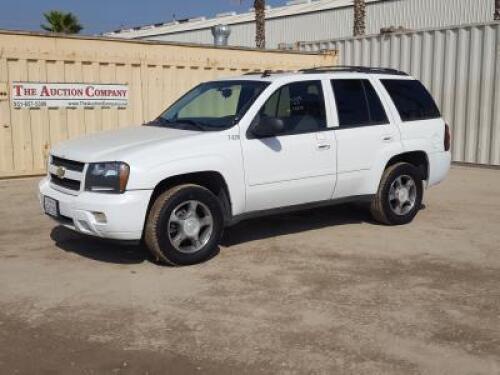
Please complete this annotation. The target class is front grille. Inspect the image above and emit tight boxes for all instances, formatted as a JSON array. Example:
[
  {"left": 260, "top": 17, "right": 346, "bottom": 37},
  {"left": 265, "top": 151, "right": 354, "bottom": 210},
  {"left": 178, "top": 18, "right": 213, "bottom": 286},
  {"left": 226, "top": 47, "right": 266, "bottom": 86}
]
[
  {"left": 52, "top": 156, "right": 85, "bottom": 172},
  {"left": 50, "top": 174, "right": 81, "bottom": 191},
  {"left": 49, "top": 155, "right": 85, "bottom": 192}
]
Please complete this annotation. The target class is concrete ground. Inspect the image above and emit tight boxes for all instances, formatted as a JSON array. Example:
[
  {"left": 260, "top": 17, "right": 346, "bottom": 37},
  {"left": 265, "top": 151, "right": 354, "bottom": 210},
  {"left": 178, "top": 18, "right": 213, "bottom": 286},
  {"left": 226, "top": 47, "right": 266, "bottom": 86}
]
[{"left": 0, "top": 165, "right": 499, "bottom": 375}]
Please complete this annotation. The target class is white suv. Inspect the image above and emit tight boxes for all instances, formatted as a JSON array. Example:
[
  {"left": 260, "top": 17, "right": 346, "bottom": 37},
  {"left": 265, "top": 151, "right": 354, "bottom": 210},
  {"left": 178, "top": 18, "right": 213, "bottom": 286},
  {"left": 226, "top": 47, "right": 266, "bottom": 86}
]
[{"left": 39, "top": 66, "right": 451, "bottom": 265}]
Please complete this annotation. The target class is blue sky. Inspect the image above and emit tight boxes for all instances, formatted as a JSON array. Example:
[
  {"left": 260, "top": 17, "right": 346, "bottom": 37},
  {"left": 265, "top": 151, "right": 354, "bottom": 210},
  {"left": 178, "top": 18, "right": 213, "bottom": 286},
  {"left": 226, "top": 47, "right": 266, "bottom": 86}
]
[{"left": 0, "top": 0, "right": 286, "bottom": 35}]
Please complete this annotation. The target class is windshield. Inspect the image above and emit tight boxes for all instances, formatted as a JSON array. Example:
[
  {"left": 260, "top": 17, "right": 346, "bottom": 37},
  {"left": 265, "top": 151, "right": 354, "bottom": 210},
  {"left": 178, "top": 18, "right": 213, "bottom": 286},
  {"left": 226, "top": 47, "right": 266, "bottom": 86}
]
[{"left": 152, "top": 80, "right": 269, "bottom": 131}]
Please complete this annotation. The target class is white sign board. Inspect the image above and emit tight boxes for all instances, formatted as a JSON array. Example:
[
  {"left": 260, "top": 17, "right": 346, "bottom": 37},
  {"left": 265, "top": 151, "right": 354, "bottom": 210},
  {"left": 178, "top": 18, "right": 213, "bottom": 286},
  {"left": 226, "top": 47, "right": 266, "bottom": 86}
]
[{"left": 11, "top": 82, "right": 129, "bottom": 108}]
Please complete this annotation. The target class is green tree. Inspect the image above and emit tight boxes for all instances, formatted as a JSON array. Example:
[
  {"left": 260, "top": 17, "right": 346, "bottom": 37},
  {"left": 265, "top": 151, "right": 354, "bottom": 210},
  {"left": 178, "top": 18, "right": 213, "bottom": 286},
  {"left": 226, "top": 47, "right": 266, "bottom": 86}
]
[
  {"left": 41, "top": 11, "right": 83, "bottom": 34},
  {"left": 353, "top": 0, "right": 366, "bottom": 36}
]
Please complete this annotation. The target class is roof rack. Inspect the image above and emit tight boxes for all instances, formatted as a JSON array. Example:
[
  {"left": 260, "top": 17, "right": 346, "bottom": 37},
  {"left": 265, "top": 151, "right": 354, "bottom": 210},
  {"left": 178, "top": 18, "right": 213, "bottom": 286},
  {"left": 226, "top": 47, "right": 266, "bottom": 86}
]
[
  {"left": 243, "top": 69, "right": 287, "bottom": 77},
  {"left": 300, "top": 65, "right": 409, "bottom": 76}
]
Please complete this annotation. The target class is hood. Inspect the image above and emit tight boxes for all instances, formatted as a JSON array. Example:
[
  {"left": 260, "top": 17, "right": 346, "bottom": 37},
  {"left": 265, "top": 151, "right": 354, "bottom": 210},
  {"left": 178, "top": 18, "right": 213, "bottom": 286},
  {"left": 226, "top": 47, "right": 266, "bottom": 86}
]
[{"left": 51, "top": 125, "right": 200, "bottom": 162}]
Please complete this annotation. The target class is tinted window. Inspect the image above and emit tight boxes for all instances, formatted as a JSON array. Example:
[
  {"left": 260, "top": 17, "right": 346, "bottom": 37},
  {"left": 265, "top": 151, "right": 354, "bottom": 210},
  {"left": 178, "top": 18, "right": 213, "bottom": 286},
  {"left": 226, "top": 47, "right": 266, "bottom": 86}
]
[
  {"left": 381, "top": 79, "right": 440, "bottom": 121},
  {"left": 332, "top": 79, "right": 388, "bottom": 128},
  {"left": 365, "top": 82, "right": 389, "bottom": 124},
  {"left": 255, "top": 81, "right": 326, "bottom": 135}
]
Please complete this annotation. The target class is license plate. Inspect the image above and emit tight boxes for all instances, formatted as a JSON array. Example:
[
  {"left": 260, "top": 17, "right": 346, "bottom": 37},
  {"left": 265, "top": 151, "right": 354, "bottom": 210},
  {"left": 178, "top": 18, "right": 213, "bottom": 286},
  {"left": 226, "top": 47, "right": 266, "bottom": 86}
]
[{"left": 44, "top": 196, "right": 59, "bottom": 218}]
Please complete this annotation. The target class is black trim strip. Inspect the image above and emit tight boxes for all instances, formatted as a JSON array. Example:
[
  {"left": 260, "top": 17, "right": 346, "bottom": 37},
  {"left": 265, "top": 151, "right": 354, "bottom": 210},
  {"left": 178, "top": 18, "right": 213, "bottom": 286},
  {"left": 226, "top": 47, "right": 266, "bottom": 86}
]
[
  {"left": 334, "top": 122, "right": 390, "bottom": 130},
  {"left": 52, "top": 156, "right": 85, "bottom": 172},
  {"left": 50, "top": 174, "right": 81, "bottom": 191},
  {"left": 226, "top": 195, "right": 374, "bottom": 226}
]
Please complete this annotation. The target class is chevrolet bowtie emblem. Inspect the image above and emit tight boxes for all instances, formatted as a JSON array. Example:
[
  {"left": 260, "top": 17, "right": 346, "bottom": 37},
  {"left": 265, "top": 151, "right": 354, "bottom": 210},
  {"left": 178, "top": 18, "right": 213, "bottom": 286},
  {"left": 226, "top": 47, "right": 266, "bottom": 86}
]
[{"left": 56, "top": 166, "right": 66, "bottom": 179}]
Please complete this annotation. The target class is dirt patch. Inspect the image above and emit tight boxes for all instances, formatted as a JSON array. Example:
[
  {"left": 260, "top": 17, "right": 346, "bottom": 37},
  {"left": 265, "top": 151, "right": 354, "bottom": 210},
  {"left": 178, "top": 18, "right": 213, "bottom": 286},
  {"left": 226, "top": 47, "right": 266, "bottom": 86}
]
[{"left": 1, "top": 166, "right": 499, "bottom": 374}]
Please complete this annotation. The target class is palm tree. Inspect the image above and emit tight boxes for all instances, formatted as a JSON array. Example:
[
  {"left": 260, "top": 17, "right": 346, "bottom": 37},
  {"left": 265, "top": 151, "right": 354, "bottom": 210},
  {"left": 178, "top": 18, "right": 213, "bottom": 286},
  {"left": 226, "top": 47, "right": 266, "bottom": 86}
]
[
  {"left": 239, "top": 1, "right": 266, "bottom": 48},
  {"left": 254, "top": 0, "right": 266, "bottom": 49},
  {"left": 353, "top": 0, "right": 366, "bottom": 36},
  {"left": 495, "top": 0, "right": 500, "bottom": 20},
  {"left": 41, "top": 11, "right": 83, "bottom": 34}
]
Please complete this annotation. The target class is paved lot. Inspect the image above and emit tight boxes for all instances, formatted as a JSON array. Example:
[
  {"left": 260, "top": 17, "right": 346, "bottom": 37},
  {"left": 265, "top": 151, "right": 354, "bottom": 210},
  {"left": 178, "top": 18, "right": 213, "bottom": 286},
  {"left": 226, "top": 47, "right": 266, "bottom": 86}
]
[{"left": 0, "top": 165, "right": 499, "bottom": 375}]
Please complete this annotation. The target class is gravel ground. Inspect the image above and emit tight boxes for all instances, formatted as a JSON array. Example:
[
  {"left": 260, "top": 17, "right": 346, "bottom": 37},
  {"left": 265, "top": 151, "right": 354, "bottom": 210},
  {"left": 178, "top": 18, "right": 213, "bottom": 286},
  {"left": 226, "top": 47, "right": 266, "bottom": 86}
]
[{"left": 0, "top": 165, "right": 499, "bottom": 375}]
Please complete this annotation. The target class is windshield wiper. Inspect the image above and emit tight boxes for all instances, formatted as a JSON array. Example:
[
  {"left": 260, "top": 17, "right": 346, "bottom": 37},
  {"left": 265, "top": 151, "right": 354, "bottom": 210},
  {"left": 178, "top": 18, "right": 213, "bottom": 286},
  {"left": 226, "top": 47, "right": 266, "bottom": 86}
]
[
  {"left": 146, "top": 117, "right": 209, "bottom": 131},
  {"left": 144, "top": 118, "right": 168, "bottom": 127},
  {"left": 174, "top": 119, "right": 207, "bottom": 131}
]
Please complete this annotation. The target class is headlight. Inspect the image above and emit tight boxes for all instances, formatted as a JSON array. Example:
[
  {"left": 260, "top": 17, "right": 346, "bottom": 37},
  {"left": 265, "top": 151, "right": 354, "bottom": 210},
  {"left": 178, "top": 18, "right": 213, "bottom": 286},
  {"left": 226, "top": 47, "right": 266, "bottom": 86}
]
[{"left": 85, "top": 162, "right": 130, "bottom": 193}]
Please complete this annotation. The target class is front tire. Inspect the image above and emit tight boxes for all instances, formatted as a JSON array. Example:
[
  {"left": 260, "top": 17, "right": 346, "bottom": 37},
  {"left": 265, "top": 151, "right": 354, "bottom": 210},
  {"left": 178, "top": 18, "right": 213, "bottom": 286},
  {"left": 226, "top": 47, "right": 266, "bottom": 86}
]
[
  {"left": 370, "top": 162, "right": 423, "bottom": 225},
  {"left": 145, "top": 184, "right": 224, "bottom": 266}
]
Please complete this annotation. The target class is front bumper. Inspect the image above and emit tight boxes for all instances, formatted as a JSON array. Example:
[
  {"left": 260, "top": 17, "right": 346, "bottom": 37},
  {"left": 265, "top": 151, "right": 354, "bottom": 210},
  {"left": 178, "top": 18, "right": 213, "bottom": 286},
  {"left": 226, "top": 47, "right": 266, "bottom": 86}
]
[{"left": 38, "top": 177, "right": 153, "bottom": 240}]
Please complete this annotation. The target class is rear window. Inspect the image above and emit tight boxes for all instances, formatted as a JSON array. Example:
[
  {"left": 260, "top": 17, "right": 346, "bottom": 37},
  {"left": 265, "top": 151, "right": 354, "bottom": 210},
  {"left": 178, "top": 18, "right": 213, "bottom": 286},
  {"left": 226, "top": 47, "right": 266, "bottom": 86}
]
[{"left": 381, "top": 79, "right": 440, "bottom": 122}]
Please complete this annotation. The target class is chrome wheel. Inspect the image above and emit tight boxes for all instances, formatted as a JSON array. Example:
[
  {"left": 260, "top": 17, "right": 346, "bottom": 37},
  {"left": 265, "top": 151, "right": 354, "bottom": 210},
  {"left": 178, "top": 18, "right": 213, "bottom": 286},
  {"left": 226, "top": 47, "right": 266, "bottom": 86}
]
[
  {"left": 168, "top": 200, "right": 214, "bottom": 254},
  {"left": 388, "top": 175, "right": 417, "bottom": 216}
]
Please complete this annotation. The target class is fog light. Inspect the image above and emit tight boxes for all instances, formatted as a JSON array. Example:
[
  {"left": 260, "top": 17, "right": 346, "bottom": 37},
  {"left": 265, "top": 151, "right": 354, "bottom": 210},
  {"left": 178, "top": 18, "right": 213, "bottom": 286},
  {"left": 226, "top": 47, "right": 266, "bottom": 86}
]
[
  {"left": 92, "top": 212, "right": 107, "bottom": 224},
  {"left": 78, "top": 220, "right": 92, "bottom": 233}
]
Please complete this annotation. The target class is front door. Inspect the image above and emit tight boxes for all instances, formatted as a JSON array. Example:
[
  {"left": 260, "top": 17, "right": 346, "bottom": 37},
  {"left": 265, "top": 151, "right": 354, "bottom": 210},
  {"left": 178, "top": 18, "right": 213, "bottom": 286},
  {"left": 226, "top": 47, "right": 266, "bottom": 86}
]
[{"left": 241, "top": 80, "right": 337, "bottom": 212}]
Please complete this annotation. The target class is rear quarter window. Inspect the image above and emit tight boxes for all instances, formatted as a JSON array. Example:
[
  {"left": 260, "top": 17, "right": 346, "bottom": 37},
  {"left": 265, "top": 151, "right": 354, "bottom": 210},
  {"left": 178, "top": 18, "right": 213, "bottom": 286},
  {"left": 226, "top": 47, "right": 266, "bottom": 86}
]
[{"left": 381, "top": 79, "right": 440, "bottom": 122}]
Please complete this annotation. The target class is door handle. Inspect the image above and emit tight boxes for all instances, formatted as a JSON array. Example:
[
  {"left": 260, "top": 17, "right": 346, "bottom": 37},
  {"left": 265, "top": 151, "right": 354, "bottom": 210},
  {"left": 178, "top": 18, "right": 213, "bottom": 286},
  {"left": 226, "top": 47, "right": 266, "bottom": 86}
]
[
  {"left": 317, "top": 144, "right": 331, "bottom": 150},
  {"left": 382, "top": 135, "right": 394, "bottom": 142}
]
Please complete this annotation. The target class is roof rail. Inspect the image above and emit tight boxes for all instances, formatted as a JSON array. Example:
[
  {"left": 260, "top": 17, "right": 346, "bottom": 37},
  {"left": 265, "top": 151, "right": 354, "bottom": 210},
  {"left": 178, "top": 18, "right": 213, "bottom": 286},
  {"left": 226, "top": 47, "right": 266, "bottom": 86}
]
[
  {"left": 300, "top": 65, "right": 409, "bottom": 76},
  {"left": 243, "top": 69, "right": 287, "bottom": 77}
]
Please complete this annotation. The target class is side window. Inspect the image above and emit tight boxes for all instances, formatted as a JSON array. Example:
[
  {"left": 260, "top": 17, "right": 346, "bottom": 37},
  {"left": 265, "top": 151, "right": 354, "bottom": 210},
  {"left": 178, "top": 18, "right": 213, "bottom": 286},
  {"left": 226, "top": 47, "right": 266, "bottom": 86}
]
[
  {"left": 364, "top": 81, "right": 389, "bottom": 124},
  {"left": 255, "top": 80, "right": 327, "bottom": 135},
  {"left": 331, "top": 79, "right": 389, "bottom": 128},
  {"left": 381, "top": 79, "right": 440, "bottom": 122}
]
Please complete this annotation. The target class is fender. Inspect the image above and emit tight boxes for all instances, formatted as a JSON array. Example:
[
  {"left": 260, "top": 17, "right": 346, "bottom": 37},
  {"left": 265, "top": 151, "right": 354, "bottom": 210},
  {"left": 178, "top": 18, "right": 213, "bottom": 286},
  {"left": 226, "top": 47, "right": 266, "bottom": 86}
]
[
  {"left": 128, "top": 154, "right": 246, "bottom": 216},
  {"left": 402, "top": 136, "right": 442, "bottom": 187},
  {"left": 369, "top": 147, "right": 432, "bottom": 194}
]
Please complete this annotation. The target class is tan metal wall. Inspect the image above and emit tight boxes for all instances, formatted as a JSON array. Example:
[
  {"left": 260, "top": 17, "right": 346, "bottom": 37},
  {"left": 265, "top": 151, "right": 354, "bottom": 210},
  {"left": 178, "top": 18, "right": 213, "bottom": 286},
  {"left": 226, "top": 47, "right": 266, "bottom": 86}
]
[
  {"left": 0, "top": 31, "right": 335, "bottom": 178},
  {"left": 298, "top": 22, "right": 500, "bottom": 166}
]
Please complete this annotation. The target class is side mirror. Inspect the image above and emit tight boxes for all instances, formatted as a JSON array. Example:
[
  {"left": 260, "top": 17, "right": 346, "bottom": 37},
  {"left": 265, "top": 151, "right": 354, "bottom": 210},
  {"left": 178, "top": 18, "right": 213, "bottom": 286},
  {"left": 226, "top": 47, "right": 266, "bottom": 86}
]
[{"left": 251, "top": 117, "right": 285, "bottom": 138}]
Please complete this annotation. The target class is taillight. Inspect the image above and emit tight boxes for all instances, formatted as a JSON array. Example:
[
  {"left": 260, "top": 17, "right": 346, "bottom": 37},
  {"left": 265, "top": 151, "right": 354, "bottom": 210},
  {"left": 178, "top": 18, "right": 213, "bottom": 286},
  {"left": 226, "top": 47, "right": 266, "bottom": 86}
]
[{"left": 444, "top": 124, "right": 451, "bottom": 152}]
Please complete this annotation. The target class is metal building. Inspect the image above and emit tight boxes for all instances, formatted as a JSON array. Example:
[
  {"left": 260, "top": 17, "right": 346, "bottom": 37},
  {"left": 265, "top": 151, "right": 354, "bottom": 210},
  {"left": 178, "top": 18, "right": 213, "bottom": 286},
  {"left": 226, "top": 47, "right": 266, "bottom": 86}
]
[
  {"left": 105, "top": 0, "right": 496, "bottom": 49},
  {"left": 299, "top": 21, "right": 500, "bottom": 166}
]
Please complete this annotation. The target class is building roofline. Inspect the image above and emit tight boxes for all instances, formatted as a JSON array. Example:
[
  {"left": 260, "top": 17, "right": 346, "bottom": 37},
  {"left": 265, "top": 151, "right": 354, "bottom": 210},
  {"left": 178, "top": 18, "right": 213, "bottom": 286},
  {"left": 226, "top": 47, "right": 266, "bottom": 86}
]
[
  {"left": 295, "top": 20, "right": 500, "bottom": 46},
  {"left": 103, "top": 0, "right": 381, "bottom": 39}
]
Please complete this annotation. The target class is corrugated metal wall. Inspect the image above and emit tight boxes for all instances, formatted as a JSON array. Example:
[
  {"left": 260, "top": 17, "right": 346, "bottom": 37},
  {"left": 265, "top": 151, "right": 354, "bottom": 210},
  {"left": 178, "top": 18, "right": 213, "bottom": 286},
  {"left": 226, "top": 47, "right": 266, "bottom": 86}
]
[
  {"left": 0, "top": 31, "right": 335, "bottom": 178},
  {"left": 299, "top": 22, "right": 500, "bottom": 166},
  {"left": 146, "top": 0, "right": 495, "bottom": 49}
]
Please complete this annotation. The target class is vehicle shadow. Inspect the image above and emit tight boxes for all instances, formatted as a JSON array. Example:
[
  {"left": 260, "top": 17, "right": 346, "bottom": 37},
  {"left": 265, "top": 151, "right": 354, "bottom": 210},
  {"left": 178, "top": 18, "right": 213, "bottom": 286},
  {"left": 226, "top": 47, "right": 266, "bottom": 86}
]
[
  {"left": 221, "top": 203, "right": 374, "bottom": 247},
  {"left": 50, "top": 226, "right": 150, "bottom": 265},
  {"left": 50, "top": 203, "right": 375, "bottom": 264}
]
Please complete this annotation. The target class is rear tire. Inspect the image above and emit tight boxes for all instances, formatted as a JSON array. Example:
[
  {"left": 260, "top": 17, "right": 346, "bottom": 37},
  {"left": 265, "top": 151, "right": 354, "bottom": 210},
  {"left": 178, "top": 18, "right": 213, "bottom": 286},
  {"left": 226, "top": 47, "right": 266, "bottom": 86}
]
[
  {"left": 145, "top": 184, "right": 224, "bottom": 266},
  {"left": 370, "top": 162, "right": 423, "bottom": 225}
]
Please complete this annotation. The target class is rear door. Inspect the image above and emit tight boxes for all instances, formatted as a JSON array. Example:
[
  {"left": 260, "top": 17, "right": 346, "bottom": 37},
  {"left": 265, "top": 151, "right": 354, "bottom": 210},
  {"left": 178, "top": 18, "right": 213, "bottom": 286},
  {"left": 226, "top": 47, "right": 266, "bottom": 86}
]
[{"left": 330, "top": 77, "right": 400, "bottom": 198}]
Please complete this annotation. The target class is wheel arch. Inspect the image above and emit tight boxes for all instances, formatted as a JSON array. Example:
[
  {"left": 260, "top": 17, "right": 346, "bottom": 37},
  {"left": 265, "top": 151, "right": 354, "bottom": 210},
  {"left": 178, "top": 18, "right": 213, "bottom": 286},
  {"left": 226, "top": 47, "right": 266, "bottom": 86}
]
[
  {"left": 366, "top": 149, "right": 430, "bottom": 197},
  {"left": 145, "top": 171, "right": 233, "bottom": 226},
  {"left": 385, "top": 151, "right": 430, "bottom": 181}
]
